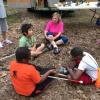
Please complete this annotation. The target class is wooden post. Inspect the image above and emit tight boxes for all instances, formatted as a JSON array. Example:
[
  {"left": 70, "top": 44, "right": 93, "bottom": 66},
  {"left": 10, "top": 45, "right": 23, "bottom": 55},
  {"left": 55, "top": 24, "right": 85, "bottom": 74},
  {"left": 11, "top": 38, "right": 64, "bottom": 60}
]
[
  {"left": 7, "top": 0, "right": 32, "bottom": 8},
  {"left": 36, "top": 0, "right": 44, "bottom": 7}
]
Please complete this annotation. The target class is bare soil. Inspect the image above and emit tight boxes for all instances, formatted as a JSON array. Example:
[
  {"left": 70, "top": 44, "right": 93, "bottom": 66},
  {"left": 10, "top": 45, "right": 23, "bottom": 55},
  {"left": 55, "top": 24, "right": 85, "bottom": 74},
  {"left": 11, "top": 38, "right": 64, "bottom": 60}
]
[{"left": 0, "top": 9, "right": 100, "bottom": 100}]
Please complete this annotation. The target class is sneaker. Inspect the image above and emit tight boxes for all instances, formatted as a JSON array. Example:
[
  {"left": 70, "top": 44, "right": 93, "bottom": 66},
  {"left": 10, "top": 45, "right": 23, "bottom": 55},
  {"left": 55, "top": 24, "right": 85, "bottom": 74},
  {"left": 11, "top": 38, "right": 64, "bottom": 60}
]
[
  {"left": 53, "top": 47, "right": 61, "bottom": 54},
  {"left": 0, "top": 42, "right": 3, "bottom": 48},
  {"left": 3, "top": 39, "right": 13, "bottom": 44}
]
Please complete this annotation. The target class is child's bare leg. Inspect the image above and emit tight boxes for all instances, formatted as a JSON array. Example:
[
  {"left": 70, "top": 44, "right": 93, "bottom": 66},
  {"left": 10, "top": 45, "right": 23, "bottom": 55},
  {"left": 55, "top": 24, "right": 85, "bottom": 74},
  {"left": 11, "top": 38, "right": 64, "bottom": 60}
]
[
  {"left": 36, "top": 43, "right": 45, "bottom": 53},
  {"left": 31, "top": 46, "right": 36, "bottom": 51},
  {"left": 31, "top": 50, "right": 41, "bottom": 56},
  {"left": 31, "top": 51, "right": 37, "bottom": 56},
  {"left": 2, "top": 32, "right": 7, "bottom": 41},
  {"left": 30, "top": 46, "right": 39, "bottom": 56}
]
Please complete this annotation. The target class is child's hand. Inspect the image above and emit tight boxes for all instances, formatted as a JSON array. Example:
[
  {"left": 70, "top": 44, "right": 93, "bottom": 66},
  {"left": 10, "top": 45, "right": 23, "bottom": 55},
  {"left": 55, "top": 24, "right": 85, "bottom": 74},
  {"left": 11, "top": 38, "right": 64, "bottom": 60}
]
[{"left": 48, "top": 69, "right": 57, "bottom": 75}]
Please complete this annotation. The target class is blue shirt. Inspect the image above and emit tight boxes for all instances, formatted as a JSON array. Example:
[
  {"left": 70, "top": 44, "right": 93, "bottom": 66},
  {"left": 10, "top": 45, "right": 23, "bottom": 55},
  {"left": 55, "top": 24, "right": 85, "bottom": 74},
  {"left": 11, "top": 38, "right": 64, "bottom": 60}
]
[{"left": 0, "top": 0, "right": 6, "bottom": 18}]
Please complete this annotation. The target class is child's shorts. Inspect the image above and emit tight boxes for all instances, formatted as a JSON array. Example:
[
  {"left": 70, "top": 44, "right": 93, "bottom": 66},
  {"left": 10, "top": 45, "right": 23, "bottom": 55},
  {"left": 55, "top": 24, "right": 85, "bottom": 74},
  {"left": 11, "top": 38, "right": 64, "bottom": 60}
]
[
  {"left": 0, "top": 18, "right": 8, "bottom": 34},
  {"left": 71, "top": 72, "right": 93, "bottom": 85},
  {"left": 47, "top": 32, "right": 68, "bottom": 44}
]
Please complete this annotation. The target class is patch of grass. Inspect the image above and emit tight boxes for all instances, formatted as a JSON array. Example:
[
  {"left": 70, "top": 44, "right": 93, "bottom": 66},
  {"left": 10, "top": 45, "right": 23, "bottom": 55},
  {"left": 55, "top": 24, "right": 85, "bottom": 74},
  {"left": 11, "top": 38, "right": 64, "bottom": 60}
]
[{"left": 7, "top": 14, "right": 21, "bottom": 25}]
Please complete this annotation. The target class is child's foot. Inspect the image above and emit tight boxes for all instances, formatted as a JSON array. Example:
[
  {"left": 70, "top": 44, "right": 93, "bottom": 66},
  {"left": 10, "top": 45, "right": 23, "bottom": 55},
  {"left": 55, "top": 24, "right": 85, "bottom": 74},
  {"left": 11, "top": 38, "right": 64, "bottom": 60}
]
[
  {"left": 53, "top": 47, "right": 61, "bottom": 54},
  {"left": 0, "top": 42, "right": 3, "bottom": 48},
  {"left": 3, "top": 39, "right": 13, "bottom": 44}
]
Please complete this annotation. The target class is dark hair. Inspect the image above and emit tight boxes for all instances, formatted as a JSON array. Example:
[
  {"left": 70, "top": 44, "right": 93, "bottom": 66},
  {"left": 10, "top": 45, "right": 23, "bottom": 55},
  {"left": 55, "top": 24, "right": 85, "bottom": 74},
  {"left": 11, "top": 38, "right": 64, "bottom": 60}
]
[
  {"left": 21, "top": 24, "right": 32, "bottom": 36},
  {"left": 70, "top": 47, "right": 83, "bottom": 57},
  {"left": 15, "top": 47, "right": 31, "bottom": 62}
]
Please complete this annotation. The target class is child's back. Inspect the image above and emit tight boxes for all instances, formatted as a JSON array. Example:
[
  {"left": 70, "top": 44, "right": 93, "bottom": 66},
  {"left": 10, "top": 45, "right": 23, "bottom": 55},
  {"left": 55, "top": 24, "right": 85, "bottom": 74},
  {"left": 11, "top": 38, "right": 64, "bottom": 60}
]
[{"left": 10, "top": 60, "right": 41, "bottom": 96}]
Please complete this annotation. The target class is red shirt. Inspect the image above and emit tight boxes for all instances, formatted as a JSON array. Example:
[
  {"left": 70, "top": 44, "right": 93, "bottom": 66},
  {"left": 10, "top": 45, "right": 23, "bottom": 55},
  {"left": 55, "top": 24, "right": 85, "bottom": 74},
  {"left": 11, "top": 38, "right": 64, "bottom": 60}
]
[{"left": 10, "top": 60, "right": 41, "bottom": 96}]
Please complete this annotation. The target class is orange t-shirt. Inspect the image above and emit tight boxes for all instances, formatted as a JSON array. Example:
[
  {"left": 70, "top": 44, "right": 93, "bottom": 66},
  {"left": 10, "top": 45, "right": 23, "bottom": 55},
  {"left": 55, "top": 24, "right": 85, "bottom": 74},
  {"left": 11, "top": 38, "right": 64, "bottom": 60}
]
[
  {"left": 95, "top": 68, "right": 100, "bottom": 88},
  {"left": 10, "top": 60, "right": 41, "bottom": 96}
]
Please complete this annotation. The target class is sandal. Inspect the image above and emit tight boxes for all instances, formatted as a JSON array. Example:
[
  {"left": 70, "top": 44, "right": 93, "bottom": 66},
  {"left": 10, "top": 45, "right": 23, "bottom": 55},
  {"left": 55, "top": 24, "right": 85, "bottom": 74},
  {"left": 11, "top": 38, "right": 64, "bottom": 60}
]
[
  {"left": 47, "top": 44, "right": 53, "bottom": 50},
  {"left": 53, "top": 47, "right": 61, "bottom": 54}
]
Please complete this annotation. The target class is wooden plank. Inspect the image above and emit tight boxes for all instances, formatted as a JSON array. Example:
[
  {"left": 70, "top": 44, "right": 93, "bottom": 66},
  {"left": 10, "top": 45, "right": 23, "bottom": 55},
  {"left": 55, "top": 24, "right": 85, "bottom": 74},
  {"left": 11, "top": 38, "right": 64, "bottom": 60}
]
[
  {"left": 7, "top": 0, "right": 31, "bottom": 3},
  {"left": 86, "top": 0, "right": 97, "bottom": 2},
  {"left": 7, "top": 0, "right": 32, "bottom": 8},
  {"left": 36, "top": 0, "right": 44, "bottom": 7}
]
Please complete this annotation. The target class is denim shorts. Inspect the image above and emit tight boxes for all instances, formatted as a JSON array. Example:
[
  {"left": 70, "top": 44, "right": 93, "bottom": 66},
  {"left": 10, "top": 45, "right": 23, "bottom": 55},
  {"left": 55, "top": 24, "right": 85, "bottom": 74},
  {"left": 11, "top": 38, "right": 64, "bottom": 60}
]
[
  {"left": 96, "top": 18, "right": 100, "bottom": 26},
  {"left": 0, "top": 18, "right": 8, "bottom": 34},
  {"left": 47, "top": 32, "right": 68, "bottom": 44}
]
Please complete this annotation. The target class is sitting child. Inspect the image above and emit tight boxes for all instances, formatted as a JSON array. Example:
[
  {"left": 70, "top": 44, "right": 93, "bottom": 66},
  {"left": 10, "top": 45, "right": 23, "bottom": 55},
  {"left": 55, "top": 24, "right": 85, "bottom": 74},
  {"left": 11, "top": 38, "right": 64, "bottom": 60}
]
[
  {"left": 63, "top": 47, "right": 99, "bottom": 85},
  {"left": 19, "top": 23, "right": 45, "bottom": 56},
  {"left": 10, "top": 47, "right": 56, "bottom": 97}
]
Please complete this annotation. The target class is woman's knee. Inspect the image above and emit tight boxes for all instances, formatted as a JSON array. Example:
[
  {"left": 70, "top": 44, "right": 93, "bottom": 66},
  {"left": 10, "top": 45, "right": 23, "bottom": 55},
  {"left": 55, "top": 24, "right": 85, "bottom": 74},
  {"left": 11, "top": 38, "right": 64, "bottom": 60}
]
[{"left": 62, "top": 36, "right": 68, "bottom": 44}]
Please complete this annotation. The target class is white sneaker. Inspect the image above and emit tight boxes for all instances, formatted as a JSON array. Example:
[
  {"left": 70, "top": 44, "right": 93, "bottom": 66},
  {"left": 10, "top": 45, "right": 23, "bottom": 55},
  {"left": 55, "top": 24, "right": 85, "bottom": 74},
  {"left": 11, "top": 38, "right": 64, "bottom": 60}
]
[
  {"left": 0, "top": 42, "right": 3, "bottom": 48},
  {"left": 3, "top": 39, "right": 13, "bottom": 44}
]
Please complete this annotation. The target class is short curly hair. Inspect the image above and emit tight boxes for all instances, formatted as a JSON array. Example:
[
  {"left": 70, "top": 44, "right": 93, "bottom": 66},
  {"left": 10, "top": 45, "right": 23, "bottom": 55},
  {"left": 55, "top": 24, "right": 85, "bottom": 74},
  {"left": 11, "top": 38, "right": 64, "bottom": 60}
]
[
  {"left": 15, "top": 47, "right": 31, "bottom": 62},
  {"left": 21, "top": 23, "right": 32, "bottom": 36},
  {"left": 70, "top": 47, "right": 83, "bottom": 57}
]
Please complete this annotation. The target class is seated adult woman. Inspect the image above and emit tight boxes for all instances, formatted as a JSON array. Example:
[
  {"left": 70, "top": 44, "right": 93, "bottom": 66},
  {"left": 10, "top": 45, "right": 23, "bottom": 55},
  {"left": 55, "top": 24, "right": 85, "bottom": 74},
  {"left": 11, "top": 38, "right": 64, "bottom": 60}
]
[{"left": 44, "top": 12, "right": 68, "bottom": 54}]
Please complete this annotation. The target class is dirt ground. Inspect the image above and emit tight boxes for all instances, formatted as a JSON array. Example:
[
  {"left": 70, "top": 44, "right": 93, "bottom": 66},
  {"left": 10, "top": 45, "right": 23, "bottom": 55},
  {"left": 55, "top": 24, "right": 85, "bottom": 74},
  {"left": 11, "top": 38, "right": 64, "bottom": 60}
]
[{"left": 0, "top": 8, "right": 100, "bottom": 100}]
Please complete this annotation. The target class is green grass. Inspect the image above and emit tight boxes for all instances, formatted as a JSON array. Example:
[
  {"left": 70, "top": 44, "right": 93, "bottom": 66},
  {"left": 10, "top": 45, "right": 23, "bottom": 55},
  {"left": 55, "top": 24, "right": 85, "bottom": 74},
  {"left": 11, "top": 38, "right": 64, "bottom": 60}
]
[{"left": 7, "top": 14, "right": 21, "bottom": 24}]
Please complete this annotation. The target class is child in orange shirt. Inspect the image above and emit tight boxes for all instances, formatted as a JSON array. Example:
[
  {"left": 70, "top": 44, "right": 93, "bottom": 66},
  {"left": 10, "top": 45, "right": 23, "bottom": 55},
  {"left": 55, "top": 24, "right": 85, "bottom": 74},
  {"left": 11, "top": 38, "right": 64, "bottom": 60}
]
[{"left": 10, "top": 47, "right": 55, "bottom": 97}]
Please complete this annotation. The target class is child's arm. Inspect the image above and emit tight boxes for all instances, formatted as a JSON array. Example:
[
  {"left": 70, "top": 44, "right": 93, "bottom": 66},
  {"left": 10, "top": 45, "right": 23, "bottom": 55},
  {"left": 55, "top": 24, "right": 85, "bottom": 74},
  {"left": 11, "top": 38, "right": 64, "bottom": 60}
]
[
  {"left": 40, "top": 69, "right": 56, "bottom": 83},
  {"left": 44, "top": 30, "right": 49, "bottom": 39},
  {"left": 66, "top": 66, "right": 84, "bottom": 80}
]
